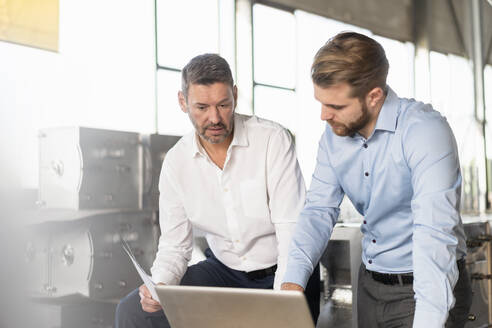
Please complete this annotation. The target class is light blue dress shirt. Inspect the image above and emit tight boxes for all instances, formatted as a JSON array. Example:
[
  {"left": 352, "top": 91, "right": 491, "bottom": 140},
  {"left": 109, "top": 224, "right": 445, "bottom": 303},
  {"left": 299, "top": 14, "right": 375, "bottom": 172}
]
[{"left": 283, "top": 87, "right": 467, "bottom": 327}]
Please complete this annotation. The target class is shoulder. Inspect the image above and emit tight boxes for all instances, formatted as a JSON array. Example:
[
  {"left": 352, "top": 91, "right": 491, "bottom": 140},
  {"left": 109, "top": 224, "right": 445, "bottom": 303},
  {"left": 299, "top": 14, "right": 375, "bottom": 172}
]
[
  {"left": 237, "top": 113, "right": 294, "bottom": 152},
  {"left": 397, "top": 99, "right": 457, "bottom": 156},
  {"left": 397, "top": 98, "right": 451, "bottom": 137},
  {"left": 239, "top": 114, "right": 289, "bottom": 135},
  {"left": 162, "top": 132, "right": 191, "bottom": 167}
]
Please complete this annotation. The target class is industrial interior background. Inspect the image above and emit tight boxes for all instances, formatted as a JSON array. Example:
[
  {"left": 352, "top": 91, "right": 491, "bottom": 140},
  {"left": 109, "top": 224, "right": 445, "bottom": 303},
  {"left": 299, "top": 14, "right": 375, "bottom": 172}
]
[{"left": 0, "top": 0, "right": 492, "bottom": 327}]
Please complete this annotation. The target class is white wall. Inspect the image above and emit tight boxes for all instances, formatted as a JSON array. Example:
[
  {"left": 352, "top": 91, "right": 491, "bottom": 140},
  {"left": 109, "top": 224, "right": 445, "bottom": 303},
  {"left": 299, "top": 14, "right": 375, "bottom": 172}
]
[{"left": 0, "top": 0, "right": 157, "bottom": 189}]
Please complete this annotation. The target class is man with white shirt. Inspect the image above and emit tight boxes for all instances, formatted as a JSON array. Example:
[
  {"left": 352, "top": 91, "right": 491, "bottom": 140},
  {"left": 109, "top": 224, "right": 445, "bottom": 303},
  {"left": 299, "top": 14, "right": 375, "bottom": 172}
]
[{"left": 115, "top": 54, "right": 320, "bottom": 328}]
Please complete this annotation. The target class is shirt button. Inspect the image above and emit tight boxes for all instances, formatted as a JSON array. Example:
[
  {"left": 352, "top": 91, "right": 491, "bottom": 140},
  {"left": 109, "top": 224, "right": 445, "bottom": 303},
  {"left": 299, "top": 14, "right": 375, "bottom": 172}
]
[
  {"left": 363, "top": 220, "right": 367, "bottom": 224},
  {"left": 224, "top": 188, "right": 229, "bottom": 192},
  {"left": 372, "top": 239, "right": 376, "bottom": 243},
  {"left": 368, "top": 260, "right": 372, "bottom": 264},
  {"left": 364, "top": 172, "right": 369, "bottom": 177},
  {"left": 235, "top": 240, "right": 240, "bottom": 243},
  {"left": 363, "top": 143, "right": 368, "bottom": 148}
]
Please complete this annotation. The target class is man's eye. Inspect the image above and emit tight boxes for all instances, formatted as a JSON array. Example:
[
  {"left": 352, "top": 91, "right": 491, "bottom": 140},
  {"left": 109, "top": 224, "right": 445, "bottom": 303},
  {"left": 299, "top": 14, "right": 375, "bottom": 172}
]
[
  {"left": 197, "top": 106, "right": 207, "bottom": 110},
  {"left": 219, "top": 104, "right": 230, "bottom": 109}
]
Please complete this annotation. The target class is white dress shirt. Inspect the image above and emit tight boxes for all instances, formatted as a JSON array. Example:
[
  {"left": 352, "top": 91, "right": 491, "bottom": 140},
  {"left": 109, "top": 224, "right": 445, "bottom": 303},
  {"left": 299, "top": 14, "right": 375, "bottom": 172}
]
[{"left": 151, "top": 113, "right": 306, "bottom": 289}]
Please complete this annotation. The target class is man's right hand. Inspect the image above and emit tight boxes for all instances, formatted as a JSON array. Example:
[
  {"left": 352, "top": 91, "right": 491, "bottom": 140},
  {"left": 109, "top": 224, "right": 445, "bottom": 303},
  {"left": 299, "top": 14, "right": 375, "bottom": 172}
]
[
  {"left": 139, "top": 284, "right": 162, "bottom": 313},
  {"left": 281, "top": 282, "right": 305, "bottom": 292}
]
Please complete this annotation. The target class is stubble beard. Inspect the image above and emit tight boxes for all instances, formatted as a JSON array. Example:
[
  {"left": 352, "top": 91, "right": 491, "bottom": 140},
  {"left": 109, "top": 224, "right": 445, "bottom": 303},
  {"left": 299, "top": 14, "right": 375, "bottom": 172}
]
[
  {"left": 190, "top": 114, "right": 234, "bottom": 144},
  {"left": 329, "top": 102, "right": 370, "bottom": 137}
]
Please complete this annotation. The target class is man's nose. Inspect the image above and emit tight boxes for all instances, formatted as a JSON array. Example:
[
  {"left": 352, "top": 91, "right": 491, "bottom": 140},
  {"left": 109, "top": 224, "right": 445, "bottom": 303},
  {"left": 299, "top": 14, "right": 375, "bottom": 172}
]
[
  {"left": 320, "top": 107, "right": 334, "bottom": 121},
  {"left": 208, "top": 107, "right": 221, "bottom": 124}
]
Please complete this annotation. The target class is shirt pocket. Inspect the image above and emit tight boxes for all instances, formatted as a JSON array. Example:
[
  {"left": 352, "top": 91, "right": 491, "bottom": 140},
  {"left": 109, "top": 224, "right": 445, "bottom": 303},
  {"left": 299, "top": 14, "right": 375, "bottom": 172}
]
[{"left": 239, "top": 179, "right": 270, "bottom": 218}]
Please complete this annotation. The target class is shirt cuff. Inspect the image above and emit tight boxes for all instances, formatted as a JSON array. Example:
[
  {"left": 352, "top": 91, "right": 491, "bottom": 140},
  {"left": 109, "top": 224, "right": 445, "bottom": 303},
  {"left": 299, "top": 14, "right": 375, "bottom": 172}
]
[
  {"left": 412, "top": 304, "right": 447, "bottom": 328},
  {"left": 151, "top": 269, "right": 181, "bottom": 286},
  {"left": 282, "top": 264, "right": 311, "bottom": 289}
]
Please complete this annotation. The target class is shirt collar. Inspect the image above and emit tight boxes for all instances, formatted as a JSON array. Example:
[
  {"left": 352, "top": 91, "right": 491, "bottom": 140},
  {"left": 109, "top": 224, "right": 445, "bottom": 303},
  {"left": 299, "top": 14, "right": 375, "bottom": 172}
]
[
  {"left": 374, "top": 86, "right": 399, "bottom": 133},
  {"left": 190, "top": 113, "right": 248, "bottom": 158}
]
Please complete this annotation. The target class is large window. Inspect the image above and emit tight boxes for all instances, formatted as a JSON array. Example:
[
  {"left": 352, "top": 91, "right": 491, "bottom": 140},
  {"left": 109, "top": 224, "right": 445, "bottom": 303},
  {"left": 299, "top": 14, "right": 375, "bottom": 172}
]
[
  {"left": 155, "top": 1, "right": 490, "bottom": 215},
  {"left": 430, "top": 51, "right": 479, "bottom": 213},
  {"left": 155, "top": 0, "right": 235, "bottom": 136},
  {"left": 252, "top": 5, "right": 415, "bottom": 221},
  {"left": 252, "top": 4, "right": 296, "bottom": 132}
]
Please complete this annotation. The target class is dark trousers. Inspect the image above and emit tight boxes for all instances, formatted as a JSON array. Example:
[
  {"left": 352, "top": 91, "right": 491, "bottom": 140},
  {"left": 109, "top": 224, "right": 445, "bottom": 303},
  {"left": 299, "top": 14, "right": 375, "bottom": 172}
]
[
  {"left": 115, "top": 249, "right": 320, "bottom": 328},
  {"left": 357, "top": 260, "right": 473, "bottom": 328}
]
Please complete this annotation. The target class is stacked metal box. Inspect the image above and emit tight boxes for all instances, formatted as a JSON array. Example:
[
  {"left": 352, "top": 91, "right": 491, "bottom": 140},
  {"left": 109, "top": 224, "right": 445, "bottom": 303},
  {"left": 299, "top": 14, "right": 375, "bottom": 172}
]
[
  {"left": 317, "top": 220, "right": 492, "bottom": 328},
  {"left": 318, "top": 224, "right": 363, "bottom": 328},
  {"left": 26, "top": 127, "right": 180, "bottom": 327},
  {"left": 463, "top": 219, "right": 492, "bottom": 327}
]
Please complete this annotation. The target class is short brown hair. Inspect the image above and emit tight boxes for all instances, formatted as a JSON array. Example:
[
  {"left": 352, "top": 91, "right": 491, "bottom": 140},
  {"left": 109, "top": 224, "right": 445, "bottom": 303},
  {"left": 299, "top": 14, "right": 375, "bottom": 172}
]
[
  {"left": 311, "top": 32, "right": 389, "bottom": 99},
  {"left": 181, "top": 53, "right": 234, "bottom": 99}
]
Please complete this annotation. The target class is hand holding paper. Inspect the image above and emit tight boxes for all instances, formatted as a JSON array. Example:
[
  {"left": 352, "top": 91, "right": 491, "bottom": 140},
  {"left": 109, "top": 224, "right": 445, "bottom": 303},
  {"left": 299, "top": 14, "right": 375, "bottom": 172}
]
[{"left": 121, "top": 239, "right": 159, "bottom": 301}]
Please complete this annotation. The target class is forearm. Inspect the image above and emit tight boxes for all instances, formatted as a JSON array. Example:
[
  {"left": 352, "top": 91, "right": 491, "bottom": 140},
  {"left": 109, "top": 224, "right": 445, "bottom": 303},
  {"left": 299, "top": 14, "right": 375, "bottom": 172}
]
[
  {"left": 412, "top": 221, "right": 459, "bottom": 327},
  {"left": 283, "top": 207, "right": 338, "bottom": 288},
  {"left": 273, "top": 222, "right": 296, "bottom": 290},
  {"left": 151, "top": 234, "right": 193, "bottom": 285}
]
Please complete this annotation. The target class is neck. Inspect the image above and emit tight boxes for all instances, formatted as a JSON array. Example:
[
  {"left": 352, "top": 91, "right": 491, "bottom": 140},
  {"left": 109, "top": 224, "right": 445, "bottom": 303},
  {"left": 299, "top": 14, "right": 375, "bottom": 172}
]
[
  {"left": 198, "top": 132, "right": 233, "bottom": 170},
  {"left": 358, "top": 94, "right": 387, "bottom": 139},
  {"left": 199, "top": 133, "right": 233, "bottom": 155}
]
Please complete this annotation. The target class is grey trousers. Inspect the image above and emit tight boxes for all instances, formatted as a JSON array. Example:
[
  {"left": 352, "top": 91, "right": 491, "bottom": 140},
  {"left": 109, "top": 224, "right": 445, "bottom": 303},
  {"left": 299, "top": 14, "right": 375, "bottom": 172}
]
[{"left": 357, "top": 260, "right": 472, "bottom": 328}]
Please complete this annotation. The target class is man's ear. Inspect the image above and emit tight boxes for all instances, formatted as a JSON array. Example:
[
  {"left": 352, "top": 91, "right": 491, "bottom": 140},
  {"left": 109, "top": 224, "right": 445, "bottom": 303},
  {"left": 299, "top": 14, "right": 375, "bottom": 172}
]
[
  {"left": 178, "top": 91, "right": 188, "bottom": 113},
  {"left": 366, "top": 86, "right": 385, "bottom": 109}
]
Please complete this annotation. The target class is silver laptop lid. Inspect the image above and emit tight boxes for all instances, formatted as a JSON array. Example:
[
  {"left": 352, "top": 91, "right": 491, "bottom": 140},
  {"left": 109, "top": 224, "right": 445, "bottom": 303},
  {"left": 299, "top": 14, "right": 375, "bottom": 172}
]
[{"left": 155, "top": 285, "right": 315, "bottom": 328}]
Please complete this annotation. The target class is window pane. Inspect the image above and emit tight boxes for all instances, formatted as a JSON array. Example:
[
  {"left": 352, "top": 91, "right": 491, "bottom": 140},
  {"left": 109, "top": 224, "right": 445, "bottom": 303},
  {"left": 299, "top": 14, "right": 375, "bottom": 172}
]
[
  {"left": 430, "top": 52, "right": 475, "bottom": 161},
  {"left": 295, "top": 10, "right": 371, "bottom": 188},
  {"left": 430, "top": 51, "right": 477, "bottom": 212},
  {"left": 157, "top": 70, "right": 193, "bottom": 135},
  {"left": 295, "top": 10, "right": 370, "bottom": 61},
  {"left": 253, "top": 4, "right": 295, "bottom": 88},
  {"left": 218, "top": 0, "right": 236, "bottom": 78},
  {"left": 254, "top": 86, "right": 296, "bottom": 133},
  {"left": 373, "top": 35, "right": 414, "bottom": 98},
  {"left": 156, "top": 0, "right": 219, "bottom": 69}
]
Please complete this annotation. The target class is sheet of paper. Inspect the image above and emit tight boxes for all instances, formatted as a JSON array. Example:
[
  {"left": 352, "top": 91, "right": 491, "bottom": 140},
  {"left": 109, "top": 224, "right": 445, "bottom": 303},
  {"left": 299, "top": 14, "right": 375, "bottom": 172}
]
[{"left": 121, "top": 240, "right": 159, "bottom": 302}]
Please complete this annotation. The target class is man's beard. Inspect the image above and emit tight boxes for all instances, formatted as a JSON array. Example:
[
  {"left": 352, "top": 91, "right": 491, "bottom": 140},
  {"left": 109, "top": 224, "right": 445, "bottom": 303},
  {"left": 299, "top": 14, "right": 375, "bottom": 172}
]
[
  {"left": 328, "top": 102, "right": 370, "bottom": 137},
  {"left": 190, "top": 116, "right": 233, "bottom": 144}
]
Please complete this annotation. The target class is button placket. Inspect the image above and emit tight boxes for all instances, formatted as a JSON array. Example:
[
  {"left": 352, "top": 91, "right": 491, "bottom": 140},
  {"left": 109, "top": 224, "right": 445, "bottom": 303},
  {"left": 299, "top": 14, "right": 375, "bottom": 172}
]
[
  {"left": 221, "top": 173, "right": 241, "bottom": 246},
  {"left": 362, "top": 139, "right": 371, "bottom": 181}
]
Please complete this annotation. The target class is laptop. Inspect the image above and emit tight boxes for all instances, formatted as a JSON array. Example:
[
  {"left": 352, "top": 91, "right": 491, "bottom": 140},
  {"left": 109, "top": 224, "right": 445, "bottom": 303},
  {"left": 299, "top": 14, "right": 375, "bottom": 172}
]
[{"left": 155, "top": 285, "right": 315, "bottom": 328}]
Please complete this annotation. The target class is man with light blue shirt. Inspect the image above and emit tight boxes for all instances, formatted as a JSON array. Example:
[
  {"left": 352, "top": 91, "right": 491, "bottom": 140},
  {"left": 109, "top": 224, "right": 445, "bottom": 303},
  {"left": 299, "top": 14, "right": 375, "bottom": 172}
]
[{"left": 281, "top": 32, "right": 472, "bottom": 327}]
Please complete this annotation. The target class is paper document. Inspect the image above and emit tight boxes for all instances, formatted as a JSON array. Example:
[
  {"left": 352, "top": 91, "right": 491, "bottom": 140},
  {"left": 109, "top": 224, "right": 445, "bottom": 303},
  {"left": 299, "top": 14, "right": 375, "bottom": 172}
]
[{"left": 121, "top": 239, "right": 159, "bottom": 301}]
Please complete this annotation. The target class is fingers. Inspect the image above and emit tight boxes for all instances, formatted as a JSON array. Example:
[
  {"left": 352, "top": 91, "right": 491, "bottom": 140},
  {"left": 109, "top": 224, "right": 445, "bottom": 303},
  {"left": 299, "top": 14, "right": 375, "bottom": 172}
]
[
  {"left": 280, "top": 282, "right": 305, "bottom": 292},
  {"left": 139, "top": 284, "right": 152, "bottom": 298},
  {"left": 138, "top": 284, "right": 162, "bottom": 313}
]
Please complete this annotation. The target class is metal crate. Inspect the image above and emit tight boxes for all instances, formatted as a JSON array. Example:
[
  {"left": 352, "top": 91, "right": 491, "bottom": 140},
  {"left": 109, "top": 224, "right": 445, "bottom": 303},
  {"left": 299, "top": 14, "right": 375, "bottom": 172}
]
[
  {"left": 464, "top": 220, "right": 492, "bottom": 327},
  {"left": 38, "top": 127, "right": 140, "bottom": 210},
  {"left": 319, "top": 224, "right": 362, "bottom": 328},
  {"left": 25, "top": 210, "right": 157, "bottom": 300},
  {"left": 141, "top": 134, "right": 181, "bottom": 210}
]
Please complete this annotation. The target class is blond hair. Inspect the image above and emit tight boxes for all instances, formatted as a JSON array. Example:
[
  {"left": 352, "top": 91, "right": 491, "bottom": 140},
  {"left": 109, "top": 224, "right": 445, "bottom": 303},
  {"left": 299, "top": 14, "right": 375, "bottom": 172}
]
[{"left": 311, "top": 32, "right": 389, "bottom": 99}]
